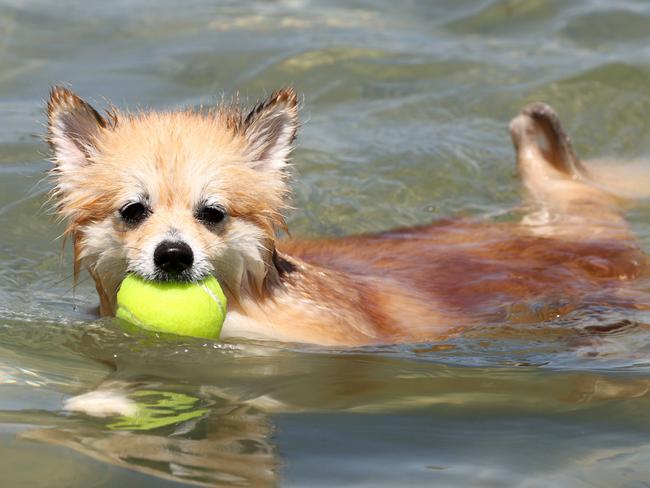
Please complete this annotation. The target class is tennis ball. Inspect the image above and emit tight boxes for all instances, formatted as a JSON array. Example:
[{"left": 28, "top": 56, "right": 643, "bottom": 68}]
[{"left": 116, "top": 274, "right": 227, "bottom": 339}]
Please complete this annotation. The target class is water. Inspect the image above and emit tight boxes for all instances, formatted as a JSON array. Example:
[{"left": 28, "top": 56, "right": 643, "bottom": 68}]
[{"left": 3, "top": 0, "right": 650, "bottom": 485}]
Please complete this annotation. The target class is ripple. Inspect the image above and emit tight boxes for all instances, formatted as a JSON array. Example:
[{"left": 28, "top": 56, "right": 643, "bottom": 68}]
[
  {"left": 445, "top": 0, "right": 563, "bottom": 37},
  {"left": 562, "top": 9, "right": 650, "bottom": 46}
]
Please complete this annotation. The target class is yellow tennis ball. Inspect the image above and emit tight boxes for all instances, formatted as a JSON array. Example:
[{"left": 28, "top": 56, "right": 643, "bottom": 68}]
[{"left": 116, "top": 274, "right": 227, "bottom": 339}]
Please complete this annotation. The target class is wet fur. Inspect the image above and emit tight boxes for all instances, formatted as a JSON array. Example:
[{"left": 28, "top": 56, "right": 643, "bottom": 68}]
[{"left": 47, "top": 89, "right": 649, "bottom": 346}]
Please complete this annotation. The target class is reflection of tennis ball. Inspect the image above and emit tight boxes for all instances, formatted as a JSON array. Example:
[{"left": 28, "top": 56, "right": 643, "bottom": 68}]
[
  {"left": 107, "top": 390, "right": 209, "bottom": 431},
  {"left": 116, "top": 274, "right": 227, "bottom": 339}
]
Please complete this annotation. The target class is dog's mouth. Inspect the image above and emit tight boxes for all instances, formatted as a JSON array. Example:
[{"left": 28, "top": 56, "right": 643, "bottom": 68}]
[
  {"left": 127, "top": 268, "right": 210, "bottom": 284},
  {"left": 151, "top": 269, "right": 199, "bottom": 283}
]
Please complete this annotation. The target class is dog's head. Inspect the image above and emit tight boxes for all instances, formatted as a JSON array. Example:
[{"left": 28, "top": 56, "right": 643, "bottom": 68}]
[{"left": 47, "top": 87, "right": 298, "bottom": 307}]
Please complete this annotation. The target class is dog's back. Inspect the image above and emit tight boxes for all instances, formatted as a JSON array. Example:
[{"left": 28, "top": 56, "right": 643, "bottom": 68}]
[
  {"left": 273, "top": 103, "right": 648, "bottom": 343},
  {"left": 280, "top": 219, "right": 646, "bottom": 342}
]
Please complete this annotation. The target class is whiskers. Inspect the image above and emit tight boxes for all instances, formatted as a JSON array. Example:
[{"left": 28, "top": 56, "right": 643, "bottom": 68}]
[{"left": 50, "top": 249, "right": 128, "bottom": 309}]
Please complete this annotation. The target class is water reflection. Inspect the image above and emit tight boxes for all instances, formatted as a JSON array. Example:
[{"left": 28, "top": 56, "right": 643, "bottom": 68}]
[
  {"left": 4, "top": 327, "right": 650, "bottom": 487},
  {"left": 21, "top": 386, "right": 279, "bottom": 487},
  {"left": 5, "top": 365, "right": 650, "bottom": 487}
]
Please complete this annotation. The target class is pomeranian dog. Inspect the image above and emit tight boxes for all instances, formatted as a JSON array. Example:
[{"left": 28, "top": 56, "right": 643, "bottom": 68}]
[{"left": 47, "top": 87, "right": 648, "bottom": 346}]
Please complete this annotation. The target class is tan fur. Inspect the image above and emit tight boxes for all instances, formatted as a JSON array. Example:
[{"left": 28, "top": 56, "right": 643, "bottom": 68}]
[{"left": 47, "top": 89, "right": 649, "bottom": 346}]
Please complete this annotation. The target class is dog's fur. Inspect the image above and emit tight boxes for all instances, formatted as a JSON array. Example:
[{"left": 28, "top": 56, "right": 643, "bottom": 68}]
[{"left": 47, "top": 87, "right": 648, "bottom": 346}]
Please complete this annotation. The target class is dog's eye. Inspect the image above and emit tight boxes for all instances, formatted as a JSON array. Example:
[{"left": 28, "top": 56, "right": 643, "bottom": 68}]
[
  {"left": 119, "top": 202, "right": 150, "bottom": 225},
  {"left": 196, "top": 205, "right": 227, "bottom": 227}
]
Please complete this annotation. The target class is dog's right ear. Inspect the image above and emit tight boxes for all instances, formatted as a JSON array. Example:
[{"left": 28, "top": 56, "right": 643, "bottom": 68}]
[{"left": 47, "top": 87, "right": 111, "bottom": 171}]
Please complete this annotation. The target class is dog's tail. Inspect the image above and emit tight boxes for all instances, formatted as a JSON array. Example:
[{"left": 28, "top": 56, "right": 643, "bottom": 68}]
[{"left": 509, "top": 103, "right": 628, "bottom": 237}]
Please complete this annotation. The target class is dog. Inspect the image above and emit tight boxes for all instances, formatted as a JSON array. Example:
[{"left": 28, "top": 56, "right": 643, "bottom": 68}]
[{"left": 47, "top": 87, "right": 648, "bottom": 346}]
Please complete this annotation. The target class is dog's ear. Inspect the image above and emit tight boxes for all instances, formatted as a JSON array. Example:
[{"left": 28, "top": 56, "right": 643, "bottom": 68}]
[
  {"left": 241, "top": 88, "right": 299, "bottom": 172},
  {"left": 47, "top": 86, "right": 112, "bottom": 171}
]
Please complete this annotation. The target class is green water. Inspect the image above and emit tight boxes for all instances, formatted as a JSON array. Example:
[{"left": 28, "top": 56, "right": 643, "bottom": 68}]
[{"left": 3, "top": 0, "right": 650, "bottom": 486}]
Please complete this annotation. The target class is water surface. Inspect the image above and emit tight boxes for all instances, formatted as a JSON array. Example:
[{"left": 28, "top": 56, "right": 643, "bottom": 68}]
[{"left": 3, "top": 0, "right": 650, "bottom": 486}]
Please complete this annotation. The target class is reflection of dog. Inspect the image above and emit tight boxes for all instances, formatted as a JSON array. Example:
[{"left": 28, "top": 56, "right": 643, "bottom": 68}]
[
  {"left": 19, "top": 361, "right": 650, "bottom": 486},
  {"left": 48, "top": 88, "right": 648, "bottom": 345},
  {"left": 28, "top": 390, "right": 278, "bottom": 486}
]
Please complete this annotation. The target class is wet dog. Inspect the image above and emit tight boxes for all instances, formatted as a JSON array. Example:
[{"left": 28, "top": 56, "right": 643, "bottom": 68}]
[{"left": 47, "top": 87, "right": 648, "bottom": 346}]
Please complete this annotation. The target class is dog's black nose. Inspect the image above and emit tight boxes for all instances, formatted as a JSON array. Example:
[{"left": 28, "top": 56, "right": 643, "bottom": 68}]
[{"left": 153, "top": 240, "right": 194, "bottom": 275}]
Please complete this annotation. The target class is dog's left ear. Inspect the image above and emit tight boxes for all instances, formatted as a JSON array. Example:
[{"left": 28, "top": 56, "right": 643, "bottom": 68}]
[
  {"left": 241, "top": 88, "right": 299, "bottom": 172},
  {"left": 47, "top": 86, "right": 112, "bottom": 172}
]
